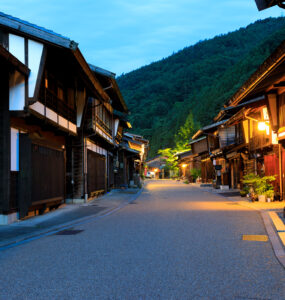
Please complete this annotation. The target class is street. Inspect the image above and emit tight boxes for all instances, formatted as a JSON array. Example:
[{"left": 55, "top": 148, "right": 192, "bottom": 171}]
[{"left": 0, "top": 180, "right": 285, "bottom": 299}]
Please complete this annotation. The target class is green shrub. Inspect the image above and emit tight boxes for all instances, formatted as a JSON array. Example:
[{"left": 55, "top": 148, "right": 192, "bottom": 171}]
[
  {"left": 242, "top": 173, "right": 276, "bottom": 196},
  {"left": 190, "top": 168, "right": 201, "bottom": 180}
]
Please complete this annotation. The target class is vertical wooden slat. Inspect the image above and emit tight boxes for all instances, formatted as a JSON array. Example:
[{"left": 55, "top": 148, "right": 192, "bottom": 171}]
[{"left": 0, "top": 65, "right": 10, "bottom": 213}]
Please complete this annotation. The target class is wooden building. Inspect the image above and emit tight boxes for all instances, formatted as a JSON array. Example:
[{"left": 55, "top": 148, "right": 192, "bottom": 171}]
[
  {"left": 115, "top": 132, "right": 149, "bottom": 187},
  {"left": 0, "top": 12, "right": 144, "bottom": 223},
  {"left": 193, "top": 39, "right": 285, "bottom": 196},
  {"left": 214, "top": 40, "right": 285, "bottom": 197},
  {"left": 0, "top": 12, "right": 99, "bottom": 222},
  {"left": 66, "top": 65, "right": 131, "bottom": 202}
]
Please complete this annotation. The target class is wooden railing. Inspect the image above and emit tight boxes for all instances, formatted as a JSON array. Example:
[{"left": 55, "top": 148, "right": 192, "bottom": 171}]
[
  {"left": 38, "top": 89, "right": 76, "bottom": 124},
  {"left": 95, "top": 115, "right": 112, "bottom": 137},
  {"left": 249, "top": 134, "right": 271, "bottom": 151}
]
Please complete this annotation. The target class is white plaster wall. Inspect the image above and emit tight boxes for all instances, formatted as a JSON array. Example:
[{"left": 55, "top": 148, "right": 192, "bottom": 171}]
[
  {"left": 9, "top": 71, "right": 25, "bottom": 110},
  {"left": 86, "top": 139, "right": 107, "bottom": 156},
  {"left": 9, "top": 34, "right": 25, "bottom": 63},
  {"left": 58, "top": 115, "right": 68, "bottom": 129},
  {"left": 114, "top": 119, "right": 119, "bottom": 136},
  {"left": 11, "top": 128, "right": 19, "bottom": 171},
  {"left": 46, "top": 107, "right": 58, "bottom": 123},
  {"left": 28, "top": 40, "right": 43, "bottom": 98},
  {"left": 69, "top": 122, "right": 77, "bottom": 134},
  {"left": 29, "top": 101, "right": 45, "bottom": 116},
  {"left": 0, "top": 212, "right": 18, "bottom": 225}
]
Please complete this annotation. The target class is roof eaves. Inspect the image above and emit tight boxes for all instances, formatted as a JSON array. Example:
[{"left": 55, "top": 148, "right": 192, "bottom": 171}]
[
  {"left": 89, "top": 63, "right": 128, "bottom": 113},
  {"left": 73, "top": 49, "right": 110, "bottom": 102},
  {"left": 0, "top": 11, "right": 77, "bottom": 49},
  {"left": 189, "top": 136, "right": 207, "bottom": 145},
  {"left": 227, "top": 40, "right": 285, "bottom": 107},
  {"left": 192, "top": 129, "right": 203, "bottom": 140},
  {"left": 89, "top": 64, "right": 116, "bottom": 78}
]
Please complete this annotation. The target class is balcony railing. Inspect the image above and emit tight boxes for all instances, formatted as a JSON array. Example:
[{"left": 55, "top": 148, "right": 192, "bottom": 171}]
[
  {"left": 249, "top": 134, "right": 271, "bottom": 151},
  {"left": 38, "top": 88, "right": 76, "bottom": 124},
  {"left": 95, "top": 115, "right": 112, "bottom": 137}
]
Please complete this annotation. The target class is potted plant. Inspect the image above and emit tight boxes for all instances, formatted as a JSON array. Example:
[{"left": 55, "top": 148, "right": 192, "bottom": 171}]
[
  {"left": 265, "top": 189, "right": 274, "bottom": 202},
  {"left": 242, "top": 173, "right": 276, "bottom": 202},
  {"left": 190, "top": 168, "right": 201, "bottom": 183}
]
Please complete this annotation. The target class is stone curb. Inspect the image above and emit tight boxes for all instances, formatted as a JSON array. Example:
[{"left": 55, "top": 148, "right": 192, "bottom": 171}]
[{"left": 0, "top": 188, "right": 143, "bottom": 252}]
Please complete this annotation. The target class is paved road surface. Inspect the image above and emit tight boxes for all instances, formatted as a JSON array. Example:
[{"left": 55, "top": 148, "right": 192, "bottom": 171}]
[{"left": 0, "top": 180, "right": 284, "bottom": 299}]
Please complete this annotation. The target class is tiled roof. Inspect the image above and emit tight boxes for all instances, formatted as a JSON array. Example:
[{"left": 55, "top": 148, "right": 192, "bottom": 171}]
[{"left": 0, "top": 11, "right": 76, "bottom": 49}]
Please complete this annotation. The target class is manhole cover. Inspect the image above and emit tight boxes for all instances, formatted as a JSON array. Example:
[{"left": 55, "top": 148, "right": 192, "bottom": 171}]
[
  {"left": 55, "top": 229, "right": 83, "bottom": 235},
  {"left": 242, "top": 235, "right": 268, "bottom": 242},
  {"left": 227, "top": 203, "right": 239, "bottom": 205}
]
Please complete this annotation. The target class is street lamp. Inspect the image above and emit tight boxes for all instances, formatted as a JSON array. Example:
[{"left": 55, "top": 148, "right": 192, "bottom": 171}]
[{"left": 182, "top": 164, "right": 187, "bottom": 168}]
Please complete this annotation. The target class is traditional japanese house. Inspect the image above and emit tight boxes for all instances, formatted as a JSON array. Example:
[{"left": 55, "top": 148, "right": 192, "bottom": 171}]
[
  {"left": 119, "top": 133, "right": 149, "bottom": 186},
  {"left": 214, "top": 40, "right": 285, "bottom": 197},
  {"left": 66, "top": 65, "right": 130, "bottom": 202},
  {"left": 146, "top": 156, "right": 167, "bottom": 179},
  {"left": 188, "top": 136, "right": 214, "bottom": 183},
  {"left": 191, "top": 119, "right": 232, "bottom": 185},
  {"left": 0, "top": 12, "right": 112, "bottom": 222},
  {"left": 176, "top": 150, "right": 201, "bottom": 181}
]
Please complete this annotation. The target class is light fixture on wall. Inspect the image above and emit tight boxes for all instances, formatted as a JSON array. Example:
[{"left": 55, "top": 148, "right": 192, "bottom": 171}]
[{"left": 258, "top": 121, "right": 266, "bottom": 131}]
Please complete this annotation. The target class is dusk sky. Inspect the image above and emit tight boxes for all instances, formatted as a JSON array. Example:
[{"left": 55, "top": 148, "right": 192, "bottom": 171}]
[{"left": 1, "top": 1, "right": 283, "bottom": 75}]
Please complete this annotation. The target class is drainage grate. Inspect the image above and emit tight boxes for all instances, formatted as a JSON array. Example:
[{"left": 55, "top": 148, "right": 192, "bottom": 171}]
[{"left": 55, "top": 229, "right": 84, "bottom": 235}]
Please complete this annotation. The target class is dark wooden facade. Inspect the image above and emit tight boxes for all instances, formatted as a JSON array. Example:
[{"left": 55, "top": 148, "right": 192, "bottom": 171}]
[{"left": 0, "top": 12, "right": 147, "bottom": 223}]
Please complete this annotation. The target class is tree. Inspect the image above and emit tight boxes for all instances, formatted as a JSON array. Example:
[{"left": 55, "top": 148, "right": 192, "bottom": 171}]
[
  {"left": 174, "top": 112, "right": 197, "bottom": 151},
  {"left": 158, "top": 148, "right": 179, "bottom": 173}
]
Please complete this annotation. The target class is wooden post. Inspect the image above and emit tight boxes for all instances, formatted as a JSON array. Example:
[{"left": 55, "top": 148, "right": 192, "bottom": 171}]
[
  {"left": 279, "top": 143, "right": 283, "bottom": 200},
  {"left": 0, "top": 66, "right": 11, "bottom": 214}
]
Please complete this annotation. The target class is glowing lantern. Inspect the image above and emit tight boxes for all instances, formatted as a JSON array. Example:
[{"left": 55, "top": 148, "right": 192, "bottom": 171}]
[{"left": 258, "top": 122, "right": 266, "bottom": 131}]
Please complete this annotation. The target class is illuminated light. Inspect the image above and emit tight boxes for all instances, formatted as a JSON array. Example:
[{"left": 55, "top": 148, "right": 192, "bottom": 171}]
[
  {"left": 258, "top": 122, "right": 266, "bottom": 131},
  {"left": 154, "top": 168, "right": 158, "bottom": 172},
  {"left": 182, "top": 164, "right": 187, "bottom": 168}
]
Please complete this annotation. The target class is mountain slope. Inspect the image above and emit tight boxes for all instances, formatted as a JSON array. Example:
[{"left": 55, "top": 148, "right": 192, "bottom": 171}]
[{"left": 117, "top": 17, "right": 285, "bottom": 157}]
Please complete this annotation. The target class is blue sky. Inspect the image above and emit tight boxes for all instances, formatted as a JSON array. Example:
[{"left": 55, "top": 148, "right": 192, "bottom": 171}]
[{"left": 1, "top": 0, "right": 283, "bottom": 75}]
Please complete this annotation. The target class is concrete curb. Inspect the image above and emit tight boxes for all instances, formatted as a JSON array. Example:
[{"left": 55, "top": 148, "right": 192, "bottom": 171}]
[{"left": 0, "top": 188, "right": 144, "bottom": 252}]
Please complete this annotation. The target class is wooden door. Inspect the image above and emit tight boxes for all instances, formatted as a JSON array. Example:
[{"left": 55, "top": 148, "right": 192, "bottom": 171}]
[
  {"left": 18, "top": 137, "right": 65, "bottom": 219},
  {"left": 264, "top": 153, "right": 280, "bottom": 192},
  {"left": 87, "top": 150, "right": 106, "bottom": 195},
  {"left": 108, "top": 154, "right": 114, "bottom": 189},
  {"left": 31, "top": 144, "right": 65, "bottom": 205}
]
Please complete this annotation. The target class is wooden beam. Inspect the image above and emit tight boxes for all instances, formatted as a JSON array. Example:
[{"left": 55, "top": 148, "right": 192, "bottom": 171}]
[{"left": 0, "top": 44, "right": 30, "bottom": 76}]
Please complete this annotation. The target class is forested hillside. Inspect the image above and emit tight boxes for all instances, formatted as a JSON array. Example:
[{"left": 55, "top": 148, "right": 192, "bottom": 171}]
[{"left": 117, "top": 17, "right": 285, "bottom": 157}]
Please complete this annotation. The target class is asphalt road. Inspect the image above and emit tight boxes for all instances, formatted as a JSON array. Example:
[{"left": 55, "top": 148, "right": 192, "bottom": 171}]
[{"left": 0, "top": 180, "right": 285, "bottom": 299}]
